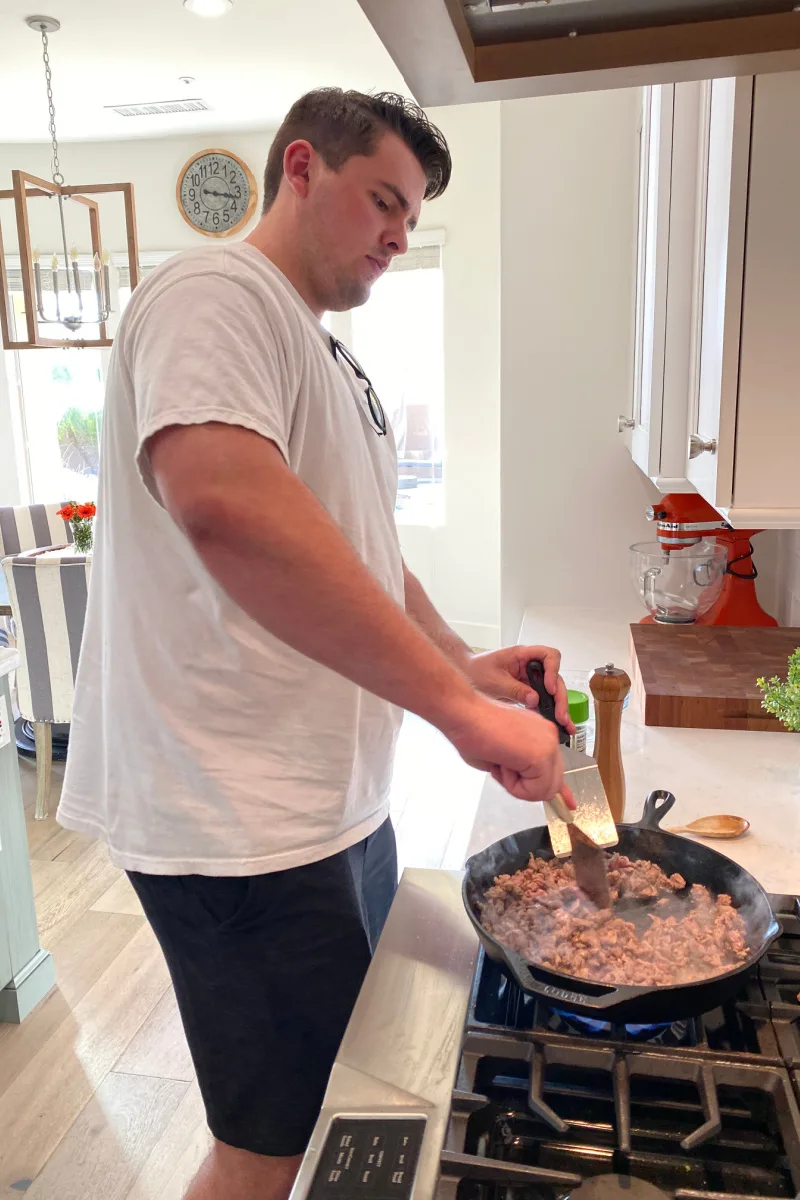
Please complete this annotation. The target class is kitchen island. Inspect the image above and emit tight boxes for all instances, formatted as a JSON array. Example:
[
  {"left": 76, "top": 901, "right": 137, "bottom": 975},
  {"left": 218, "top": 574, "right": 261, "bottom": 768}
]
[{"left": 467, "top": 605, "right": 800, "bottom": 894}]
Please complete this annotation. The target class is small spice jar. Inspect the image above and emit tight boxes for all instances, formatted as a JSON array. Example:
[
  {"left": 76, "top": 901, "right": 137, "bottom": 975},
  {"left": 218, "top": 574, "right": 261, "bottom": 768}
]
[{"left": 568, "top": 689, "right": 591, "bottom": 753}]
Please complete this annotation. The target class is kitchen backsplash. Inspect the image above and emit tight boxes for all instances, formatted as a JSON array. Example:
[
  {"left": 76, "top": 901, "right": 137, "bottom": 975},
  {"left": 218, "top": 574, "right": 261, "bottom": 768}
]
[{"left": 770, "top": 529, "right": 800, "bottom": 626}]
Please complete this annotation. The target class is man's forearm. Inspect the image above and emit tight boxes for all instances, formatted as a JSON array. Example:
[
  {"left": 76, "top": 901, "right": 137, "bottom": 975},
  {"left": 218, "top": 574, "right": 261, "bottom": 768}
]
[
  {"left": 403, "top": 564, "right": 472, "bottom": 671},
  {"left": 151, "top": 425, "right": 479, "bottom": 736}
]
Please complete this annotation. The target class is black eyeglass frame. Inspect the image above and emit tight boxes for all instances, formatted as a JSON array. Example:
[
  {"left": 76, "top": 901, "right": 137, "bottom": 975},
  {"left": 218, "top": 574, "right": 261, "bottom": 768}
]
[{"left": 329, "top": 334, "right": 388, "bottom": 437}]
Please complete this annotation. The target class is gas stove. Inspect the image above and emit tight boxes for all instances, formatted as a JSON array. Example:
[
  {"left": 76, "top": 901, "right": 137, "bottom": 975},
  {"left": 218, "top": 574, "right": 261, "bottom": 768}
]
[{"left": 290, "top": 872, "right": 800, "bottom": 1200}]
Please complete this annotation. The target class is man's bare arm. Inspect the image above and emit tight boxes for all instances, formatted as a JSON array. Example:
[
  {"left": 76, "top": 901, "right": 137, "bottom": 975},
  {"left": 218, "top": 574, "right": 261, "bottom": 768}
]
[{"left": 146, "top": 422, "right": 571, "bottom": 804}]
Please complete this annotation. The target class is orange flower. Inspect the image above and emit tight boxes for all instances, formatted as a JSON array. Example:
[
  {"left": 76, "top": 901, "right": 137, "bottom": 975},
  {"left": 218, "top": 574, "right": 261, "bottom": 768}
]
[
  {"left": 57, "top": 503, "right": 76, "bottom": 521},
  {"left": 77, "top": 503, "right": 97, "bottom": 520}
]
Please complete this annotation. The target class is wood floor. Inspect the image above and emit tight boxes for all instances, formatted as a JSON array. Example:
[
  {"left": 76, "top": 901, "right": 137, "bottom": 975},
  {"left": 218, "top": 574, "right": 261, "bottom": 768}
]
[{"left": 0, "top": 716, "right": 484, "bottom": 1199}]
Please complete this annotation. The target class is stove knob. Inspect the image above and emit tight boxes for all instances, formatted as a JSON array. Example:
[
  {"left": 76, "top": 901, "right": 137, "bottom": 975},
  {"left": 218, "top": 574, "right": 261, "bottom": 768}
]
[{"left": 618, "top": 415, "right": 635, "bottom": 432}]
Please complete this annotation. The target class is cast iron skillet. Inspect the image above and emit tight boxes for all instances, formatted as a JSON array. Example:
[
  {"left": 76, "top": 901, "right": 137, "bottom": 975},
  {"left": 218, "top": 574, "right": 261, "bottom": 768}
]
[{"left": 462, "top": 790, "right": 781, "bottom": 1023}]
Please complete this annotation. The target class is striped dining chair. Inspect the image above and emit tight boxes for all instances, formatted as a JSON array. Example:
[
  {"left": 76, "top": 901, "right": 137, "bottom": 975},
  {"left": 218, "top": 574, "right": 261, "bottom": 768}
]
[
  {"left": 1, "top": 549, "right": 91, "bottom": 819},
  {"left": 0, "top": 503, "right": 74, "bottom": 559}
]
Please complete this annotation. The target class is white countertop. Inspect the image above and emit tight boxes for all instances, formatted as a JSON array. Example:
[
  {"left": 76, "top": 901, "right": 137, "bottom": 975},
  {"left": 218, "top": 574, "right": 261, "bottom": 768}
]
[
  {"left": 467, "top": 605, "right": 800, "bottom": 896},
  {"left": 0, "top": 648, "right": 19, "bottom": 679}
]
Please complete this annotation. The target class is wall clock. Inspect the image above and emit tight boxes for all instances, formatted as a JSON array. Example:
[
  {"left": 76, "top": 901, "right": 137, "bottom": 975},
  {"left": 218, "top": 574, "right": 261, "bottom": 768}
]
[{"left": 176, "top": 148, "right": 258, "bottom": 238}]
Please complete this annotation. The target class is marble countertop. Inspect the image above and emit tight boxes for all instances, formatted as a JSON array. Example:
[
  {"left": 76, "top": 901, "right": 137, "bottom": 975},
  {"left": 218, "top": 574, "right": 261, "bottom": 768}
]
[
  {"left": 467, "top": 605, "right": 800, "bottom": 896},
  {"left": 0, "top": 648, "right": 19, "bottom": 679}
]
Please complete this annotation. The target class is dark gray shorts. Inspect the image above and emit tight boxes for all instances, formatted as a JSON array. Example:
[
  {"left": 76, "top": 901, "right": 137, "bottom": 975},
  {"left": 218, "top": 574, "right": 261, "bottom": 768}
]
[{"left": 127, "top": 818, "right": 397, "bottom": 1157}]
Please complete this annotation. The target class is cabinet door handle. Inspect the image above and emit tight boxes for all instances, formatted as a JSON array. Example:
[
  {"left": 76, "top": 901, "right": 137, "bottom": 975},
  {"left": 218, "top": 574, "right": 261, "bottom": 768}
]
[
  {"left": 618, "top": 416, "right": 635, "bottom": 432},
  {"left": 689, "top": 434, "right": 718, "bottom": 459}
]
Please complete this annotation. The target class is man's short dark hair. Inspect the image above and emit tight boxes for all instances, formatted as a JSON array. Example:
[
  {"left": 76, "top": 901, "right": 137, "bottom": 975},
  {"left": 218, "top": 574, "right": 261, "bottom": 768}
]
[{"left": 262, "top": 88, "right": 451, "bottom": 214}]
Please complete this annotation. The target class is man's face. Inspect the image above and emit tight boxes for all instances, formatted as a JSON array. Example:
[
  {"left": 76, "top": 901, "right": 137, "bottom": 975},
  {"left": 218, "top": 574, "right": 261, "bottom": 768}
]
[{"left": 301, "top": 131, "right": 427, "bottom": 312}]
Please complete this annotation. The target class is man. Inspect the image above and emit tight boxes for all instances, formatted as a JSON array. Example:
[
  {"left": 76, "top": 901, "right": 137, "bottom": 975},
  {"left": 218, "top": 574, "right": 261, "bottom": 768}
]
[{"left": 58, "top": 89, "right": 574, "bottom": 1200}]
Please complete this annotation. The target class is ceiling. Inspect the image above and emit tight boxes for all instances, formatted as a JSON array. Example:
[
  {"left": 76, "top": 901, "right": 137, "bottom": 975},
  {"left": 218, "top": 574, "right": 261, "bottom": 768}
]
[{"left": 0, "top": 0, "right": 408, "bottom": 144}]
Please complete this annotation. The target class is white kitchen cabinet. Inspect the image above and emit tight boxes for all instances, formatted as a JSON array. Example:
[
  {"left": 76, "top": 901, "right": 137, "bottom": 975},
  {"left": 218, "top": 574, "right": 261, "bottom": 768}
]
[
  {"left": 624, "top": 81, "right": 706, "bottom": 494},
  {"left": 624, "top": 71, "right": 800, "bottom": 528},
  {"left": 690, "top": 71, "right": 800, "bottom": 525}
]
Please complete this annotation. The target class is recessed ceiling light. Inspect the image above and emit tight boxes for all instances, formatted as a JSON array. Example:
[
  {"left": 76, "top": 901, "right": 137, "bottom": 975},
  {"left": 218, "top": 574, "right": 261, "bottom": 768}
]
[{"left": 183, "top": 0, "right": 232, "bottom": 17}]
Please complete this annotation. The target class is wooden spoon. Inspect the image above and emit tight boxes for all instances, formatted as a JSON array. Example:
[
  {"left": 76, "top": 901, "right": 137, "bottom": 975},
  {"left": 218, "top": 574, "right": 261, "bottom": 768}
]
[{"left": 667, "top": 815, "right": 750, "bottom": 839}]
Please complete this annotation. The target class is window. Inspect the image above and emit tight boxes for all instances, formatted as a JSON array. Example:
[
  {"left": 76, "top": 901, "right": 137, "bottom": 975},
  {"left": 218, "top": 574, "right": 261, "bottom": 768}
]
[
  {"left": 328, "top": 234, "right": 445, "bottom": 527},
  {"left": 3, "top": 290, "right": 106, "bottom": 503},
  {"left": 4, "top": 241, "right": 446, "bottom": 522},
  {"left": 3, "top": 254, "right": 166, "bottom": 504}
]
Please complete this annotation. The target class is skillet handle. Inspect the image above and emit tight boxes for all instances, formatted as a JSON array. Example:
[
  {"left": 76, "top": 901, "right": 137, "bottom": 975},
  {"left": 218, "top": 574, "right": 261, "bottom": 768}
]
[
  {"left": 505, "top": 949, "right": 646, "bottom": 1012},
  {"left": 634, "top": 789, "right": 677, "bottom": 829},
  {"left": 525, "top": 660, "right": 570, "bottom": 746}
]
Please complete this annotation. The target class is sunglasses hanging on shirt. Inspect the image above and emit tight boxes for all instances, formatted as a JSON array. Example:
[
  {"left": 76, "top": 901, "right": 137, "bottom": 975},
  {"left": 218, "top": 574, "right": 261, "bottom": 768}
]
[{"left": 329, "top": 335, "right": 388, "bottom": 437}]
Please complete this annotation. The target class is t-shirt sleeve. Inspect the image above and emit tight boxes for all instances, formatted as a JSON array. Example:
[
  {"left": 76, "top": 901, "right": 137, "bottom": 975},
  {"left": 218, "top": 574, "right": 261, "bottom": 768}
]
[{"left": 127, "top": 270, "right": 296, "bottom": 502}]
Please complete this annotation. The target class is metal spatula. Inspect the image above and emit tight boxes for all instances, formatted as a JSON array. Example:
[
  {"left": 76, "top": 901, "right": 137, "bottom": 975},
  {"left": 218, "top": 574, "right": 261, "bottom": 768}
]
[{"left": 526, "top": 660, "right": 618, "bottom": 908}]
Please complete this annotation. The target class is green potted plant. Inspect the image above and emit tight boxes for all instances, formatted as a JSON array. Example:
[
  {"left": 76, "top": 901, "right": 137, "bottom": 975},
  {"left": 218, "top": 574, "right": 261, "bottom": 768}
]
[{"left": 757, "top": 648, "right": 800, "bottom": 732}]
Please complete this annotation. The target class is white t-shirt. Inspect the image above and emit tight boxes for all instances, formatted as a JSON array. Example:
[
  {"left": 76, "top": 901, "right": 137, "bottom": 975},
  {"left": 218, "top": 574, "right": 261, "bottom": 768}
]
[{"left": 57, "top": 244, "right": 404, "bottom": 876}]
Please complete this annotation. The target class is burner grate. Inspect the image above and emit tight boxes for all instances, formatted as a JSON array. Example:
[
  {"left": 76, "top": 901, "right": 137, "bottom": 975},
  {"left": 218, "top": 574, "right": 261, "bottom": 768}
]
[
  {"left": 447, "top": 1058, "right": 800, "bottom": 1199},
  {"left": 757, "top": 899, "right": 800, "bottom": 1075},
  {"left": 470, "top": 954, "right": 780, "bottom": 1063},
  {"left": 445, "top": 895, "right": 800, "bottom": 1200}
]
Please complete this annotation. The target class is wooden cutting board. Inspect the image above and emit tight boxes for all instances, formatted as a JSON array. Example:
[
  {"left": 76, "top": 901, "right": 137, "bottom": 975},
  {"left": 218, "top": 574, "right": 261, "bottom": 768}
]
[{"left": 629, "top": 624, "right": 800, "bottom": 731}]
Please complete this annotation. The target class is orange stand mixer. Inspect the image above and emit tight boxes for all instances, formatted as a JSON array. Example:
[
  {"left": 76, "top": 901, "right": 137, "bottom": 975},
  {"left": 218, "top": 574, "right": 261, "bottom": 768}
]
[{"left": 640, "top": 493, "right": 777, "bottom": 627}]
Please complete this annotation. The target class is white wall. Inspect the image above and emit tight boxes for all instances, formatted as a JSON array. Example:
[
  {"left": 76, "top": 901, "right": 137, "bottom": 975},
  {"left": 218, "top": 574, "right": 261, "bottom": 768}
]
[
  {"left": 0, "top": 132, "right": 270, "bottom": 254},
  {"left": 498, "top": 89, "right": 659, "bottom": 643},
  {"left": 403, "top": 103, "right": 501, "bottom": 649},
  {"left": 761, "top": 530, "right": 800, "bottom": 626}
]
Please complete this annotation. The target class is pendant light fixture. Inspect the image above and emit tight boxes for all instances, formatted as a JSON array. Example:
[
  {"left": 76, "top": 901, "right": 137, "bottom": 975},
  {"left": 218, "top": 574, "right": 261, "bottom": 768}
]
[
  {"left": 0, "top": 16, "right": 142, "bottom": 350},
  {"left": 183, "top": 0, "right": 234, "bottom": 17}
]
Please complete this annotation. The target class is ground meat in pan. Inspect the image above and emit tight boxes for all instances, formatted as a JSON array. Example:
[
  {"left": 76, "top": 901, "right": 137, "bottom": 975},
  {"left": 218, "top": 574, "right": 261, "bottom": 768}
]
[{"left": 480, "top": 853, "right": 750, "bottom": 987}]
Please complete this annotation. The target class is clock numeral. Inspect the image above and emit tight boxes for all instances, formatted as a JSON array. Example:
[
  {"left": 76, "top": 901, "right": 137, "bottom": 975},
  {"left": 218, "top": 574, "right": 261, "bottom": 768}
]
[{"left": 188, "top": 188, "right": 196, "bottom": 201}]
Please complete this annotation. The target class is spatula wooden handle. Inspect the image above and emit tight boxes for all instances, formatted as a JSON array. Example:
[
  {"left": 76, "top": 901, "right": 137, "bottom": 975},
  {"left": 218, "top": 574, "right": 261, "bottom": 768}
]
[{"left": 590, "top": 663, "right": 631, "bottom": 824}]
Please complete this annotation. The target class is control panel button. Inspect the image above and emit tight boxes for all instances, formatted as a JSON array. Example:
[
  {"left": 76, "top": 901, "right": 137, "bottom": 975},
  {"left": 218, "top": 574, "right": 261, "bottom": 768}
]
[{"left": 308, "top": 1118, "right": 425, "bottom": 1200}]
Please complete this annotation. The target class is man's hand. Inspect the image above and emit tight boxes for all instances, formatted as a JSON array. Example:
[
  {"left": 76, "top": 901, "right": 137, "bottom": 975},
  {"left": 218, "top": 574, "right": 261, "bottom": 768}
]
[
  {"left": 441, "top": 693, "right": 576, "bottom": 806},
  {"left": 467, "top": 645, "right": 575, "bottom": 732}
]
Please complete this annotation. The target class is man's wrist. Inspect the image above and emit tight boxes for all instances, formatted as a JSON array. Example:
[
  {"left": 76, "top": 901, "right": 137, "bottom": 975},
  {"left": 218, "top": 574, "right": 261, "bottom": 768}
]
[
  {"left": 444, "top": 636, "right": 473, "bottom": 672},
  {"left": 426, "top": 676, "right": 483, "bottom": 739}
]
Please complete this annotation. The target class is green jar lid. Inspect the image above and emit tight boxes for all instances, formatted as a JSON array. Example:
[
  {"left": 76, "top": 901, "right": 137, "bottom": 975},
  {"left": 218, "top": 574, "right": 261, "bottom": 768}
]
[{"left": 568, "top": 689, "right": 590, "bottom": 724}]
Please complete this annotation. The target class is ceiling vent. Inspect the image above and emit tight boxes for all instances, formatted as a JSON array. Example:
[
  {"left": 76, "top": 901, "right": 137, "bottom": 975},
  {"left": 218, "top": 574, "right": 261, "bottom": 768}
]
[{"left": 105, "top": 98, "right": 211, "bottom": 117}]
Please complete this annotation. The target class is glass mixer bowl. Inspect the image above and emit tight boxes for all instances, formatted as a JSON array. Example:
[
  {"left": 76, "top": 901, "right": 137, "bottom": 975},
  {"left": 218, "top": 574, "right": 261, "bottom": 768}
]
[{"left": 630, "top": 539, "right": 728, "bottom": 623}]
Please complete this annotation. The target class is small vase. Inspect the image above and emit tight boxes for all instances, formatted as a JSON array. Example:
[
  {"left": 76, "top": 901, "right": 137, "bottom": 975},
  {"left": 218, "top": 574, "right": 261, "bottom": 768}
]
[{"left": 72, "top": 520, "right": 93, "bottom": 554}]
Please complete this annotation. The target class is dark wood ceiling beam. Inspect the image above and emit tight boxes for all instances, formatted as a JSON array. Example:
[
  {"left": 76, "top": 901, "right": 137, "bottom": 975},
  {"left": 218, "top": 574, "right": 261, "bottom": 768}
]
[{"left": 475, "top": 11, "right": 800, "bottom": 82}]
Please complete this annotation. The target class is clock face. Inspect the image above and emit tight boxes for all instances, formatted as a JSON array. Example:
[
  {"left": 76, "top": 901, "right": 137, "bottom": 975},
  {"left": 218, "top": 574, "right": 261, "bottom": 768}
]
[{"left": 178, "top": 151, "right": 257, "bottom": 237}]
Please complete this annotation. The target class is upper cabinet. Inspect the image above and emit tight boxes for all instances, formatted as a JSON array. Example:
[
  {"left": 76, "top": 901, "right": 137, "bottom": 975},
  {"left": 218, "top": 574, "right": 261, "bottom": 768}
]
[{"left": 622, "top": 70, "right": 800, "bottom": 528}]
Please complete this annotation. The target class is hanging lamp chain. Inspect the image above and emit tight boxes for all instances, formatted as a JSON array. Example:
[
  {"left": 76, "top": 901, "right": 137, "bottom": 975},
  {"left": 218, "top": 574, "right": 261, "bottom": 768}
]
[
  {"left": 38, "top": 23, "right": 72, "bottom": 290},
  {"left": 40, "top": 26, "right": 64, "bottom": 186}
]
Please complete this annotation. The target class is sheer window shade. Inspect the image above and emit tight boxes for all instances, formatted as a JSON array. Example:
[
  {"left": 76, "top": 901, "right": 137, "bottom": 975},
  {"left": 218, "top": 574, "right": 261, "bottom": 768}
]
[{"left": 5, "top": 233, "right": 442, "bottom": 292}]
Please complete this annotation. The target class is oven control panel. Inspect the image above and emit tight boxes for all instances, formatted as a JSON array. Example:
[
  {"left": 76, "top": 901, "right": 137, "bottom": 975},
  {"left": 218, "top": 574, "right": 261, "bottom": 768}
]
[{"left": 307, "top": 1118, "right": 426, "bottom": 1200}]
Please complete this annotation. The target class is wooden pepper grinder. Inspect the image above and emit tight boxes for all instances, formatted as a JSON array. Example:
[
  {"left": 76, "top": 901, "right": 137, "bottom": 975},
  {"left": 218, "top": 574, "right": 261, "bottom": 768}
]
[{"left": 589, "top": 662, "right": 631, "bottom": 823}]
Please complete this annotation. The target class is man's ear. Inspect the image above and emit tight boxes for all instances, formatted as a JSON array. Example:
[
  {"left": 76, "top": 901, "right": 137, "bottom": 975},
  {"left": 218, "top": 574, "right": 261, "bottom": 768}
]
[{"left": 282, "top": 140, "right": 314, "bottom": 199}]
